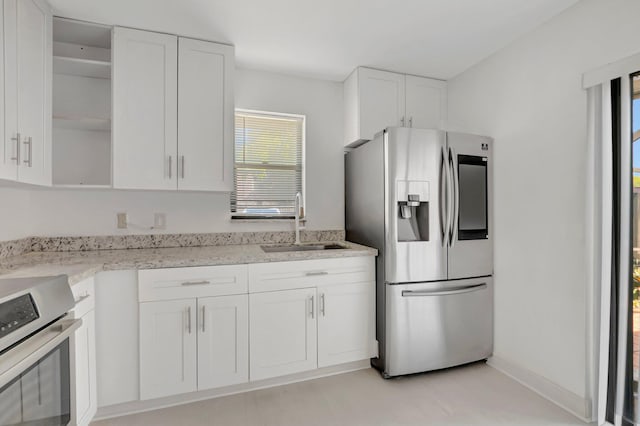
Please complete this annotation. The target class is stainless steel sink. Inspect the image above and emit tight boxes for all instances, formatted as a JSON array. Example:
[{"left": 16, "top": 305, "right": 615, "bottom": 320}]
[{"left": 260, "top": 243, "right": 347, "bottom": 253}]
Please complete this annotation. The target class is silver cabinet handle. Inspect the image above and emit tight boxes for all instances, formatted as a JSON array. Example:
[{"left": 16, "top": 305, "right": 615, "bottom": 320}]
[
  {"left": 309, "top": 295, "right": 315, "bottom": 319},
  {"left": 187, "top": 306, "right": 192, "bottom": 334},
  {"left": 402, "top": 283, "right": 487, "bottom": 297},
  {"left": 409, "top": 117, "right": 413, "bottom": 128},
  {"left": 320, "top": 293, "right": 325, "bottom": 317},
  {"left": 180, "top": 155, "right": 185, "bottom": 179},
  {"left": 74, "top": 294, "right": 91, "bottom": 304},
  {"left": 168, "top": 155, "right": 172, "bottom": 179},
  {"left": 201, "top": 305, "right": 205, "bottom": 332},
  {"left": 10, "top": 133, "right": 20, "bottom": 163},
  {"left": 181, "top": 280, "right": 211, "bottom": 286},
  {"left": 400, "top": 116, "right": 405, "bottom": 127},
  {"left": 23, "top": 137, "right": 32, "bottom": 167},
  {"left": 305, "top": 271, "right": 328, "bottom": 276}
]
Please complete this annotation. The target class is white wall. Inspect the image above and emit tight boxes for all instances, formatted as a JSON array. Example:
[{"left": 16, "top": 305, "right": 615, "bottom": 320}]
[
  {"left": 1, "top": 68, "right": 344, "bottom": 238},
  {"left": 447, "top": 0, "right": 640, "bottom": 405},
  {"left": 0, "top": 187, "right": 33, "bottom": 241}
]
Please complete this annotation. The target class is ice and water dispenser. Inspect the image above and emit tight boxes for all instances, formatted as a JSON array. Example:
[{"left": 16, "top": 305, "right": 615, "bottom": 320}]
[{"left": 396, "top": 180, "right": 430, "bottom": 242}]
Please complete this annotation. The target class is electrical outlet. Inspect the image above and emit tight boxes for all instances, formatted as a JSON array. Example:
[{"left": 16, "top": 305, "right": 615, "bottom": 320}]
[
  {"left": 117, "top": 213, "right": 128, "bottom": 229},
  {"left": 154, "top": 213, "right": 166, "bottom": 230}
]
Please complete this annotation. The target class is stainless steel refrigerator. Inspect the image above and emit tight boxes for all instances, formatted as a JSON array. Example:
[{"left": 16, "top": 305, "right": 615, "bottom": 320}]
[{"left": 345, "top": 127, "right": 493, "bottom": 378}]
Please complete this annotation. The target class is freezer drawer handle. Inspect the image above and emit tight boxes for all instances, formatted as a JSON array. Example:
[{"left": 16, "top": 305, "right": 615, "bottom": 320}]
[{"left": 401, "top": 283, "right": 487, "bottom": 297}]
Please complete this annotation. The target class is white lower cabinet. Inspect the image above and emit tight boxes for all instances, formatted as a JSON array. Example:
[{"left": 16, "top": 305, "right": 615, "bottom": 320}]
[
  {"left": 138, "top": 265, "right": 249, "bottom": 400},
  {"left": 136, "top": 256, "right": 375, "bottom": 404},
  {"left": 317, "top": 282, "right": 376, "bottom": 368},
  {"left": 249, "top": 288, "right": 318, "bottom": 381},
  {"left": 197, "top": 295, "right": 249, "bottom": 390},
  {"left": 139, "top": 299, "right": 198, "bottom": 400},
  {"left": 74, "top": 310, "right": 97, "bottom": 426},
  {"left": 70, "top": 277, "right": 98, "bottom": 426}
]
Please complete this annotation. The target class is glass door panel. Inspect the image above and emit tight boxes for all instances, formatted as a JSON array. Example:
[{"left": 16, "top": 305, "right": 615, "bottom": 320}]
[
  {"left": 457, "top": 155, "right": 488, "bottom": 240},
  {"left": 627, "top": 72, "right": 640, "bottom": 425}
]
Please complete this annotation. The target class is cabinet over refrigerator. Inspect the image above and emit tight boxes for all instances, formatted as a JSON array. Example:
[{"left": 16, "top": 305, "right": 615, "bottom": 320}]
[{"left": 345, "top": 127, "right": 493, "bottom": 377}]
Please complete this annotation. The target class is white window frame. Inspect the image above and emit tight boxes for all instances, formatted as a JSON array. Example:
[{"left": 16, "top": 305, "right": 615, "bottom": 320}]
[{"left": 231, "top": 108, "right": 306, "bottom": 220}]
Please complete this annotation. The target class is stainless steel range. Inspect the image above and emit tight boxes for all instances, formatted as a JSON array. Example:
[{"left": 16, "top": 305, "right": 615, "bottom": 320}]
[{"left": 0, "top": 275, "right": 79, "bottom": 426}]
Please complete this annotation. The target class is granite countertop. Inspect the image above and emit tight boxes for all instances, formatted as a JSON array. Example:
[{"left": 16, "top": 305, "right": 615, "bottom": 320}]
[{"left": 0, "top": 241, "right": 377, "bottom": 285}]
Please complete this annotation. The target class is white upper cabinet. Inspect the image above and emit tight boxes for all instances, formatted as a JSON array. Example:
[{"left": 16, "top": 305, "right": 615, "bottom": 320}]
[
  {"left": 2, "top": 0, "right": 52, "bottom": 185},
  {"left": 112, "top": 27, "right": 178, "bottom": 190},
  {"left": 405, "top": 75, "right": 447, "bottom": 130},
  {"left": 343, "top": 67, "right": 447, "bottom": 147},
  {"left": 344, "top": 67, "right": 405, "bottom": 146},
  {"left": 113, "top": 28, "right": 234, "bottom": 191},
  {"left": 178, "top": 37, "right": 234, "bottom": 192}
]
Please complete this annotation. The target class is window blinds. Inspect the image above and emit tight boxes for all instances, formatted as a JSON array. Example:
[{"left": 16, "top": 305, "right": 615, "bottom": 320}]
[{"left": 231, "top": 110, "right": 304, "bottom": 217}]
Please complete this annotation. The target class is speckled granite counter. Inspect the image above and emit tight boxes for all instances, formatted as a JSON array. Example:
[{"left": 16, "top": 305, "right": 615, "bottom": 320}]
[{"left": 0, "top": 241, "right": 377, "bottom": 285}]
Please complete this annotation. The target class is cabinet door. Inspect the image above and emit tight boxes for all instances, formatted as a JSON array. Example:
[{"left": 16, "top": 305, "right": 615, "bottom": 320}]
[
  {"left": 0, "top": 1, "right": 13, "bottom": 181},
  {"left": 178, "top": 38, "right": 234, "bottom": 191},
  {"left": 4, "top": 0, "right": 51, "bottom": 185},
  {"left": 74, "top": 309, "right": 97, "bottom": 426},
  {"left": 249, "top": 288, "right": 317, "bottom": 381},
  {"left": 317, "top": 282, "right": 376, "bottom": 368},
  {"left": 139, "top": 299, "right": 197, "bottom": 400},
  {"left": 359, "top": 68, "right": 405, "bottom": 141},
  {"left": 197, "top": 295, "right": 248, "bottom": 390},
  {"left": 405, "top": 75, "right": 447, "bottom": 130},
  {"left": 113, "top": 27, "right": 177, "bottom": 190}
]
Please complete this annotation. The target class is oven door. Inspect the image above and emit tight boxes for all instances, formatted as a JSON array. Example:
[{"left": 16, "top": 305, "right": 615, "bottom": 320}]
[{"left": 0, "top": 318, "right": 81, "bottom": 426}]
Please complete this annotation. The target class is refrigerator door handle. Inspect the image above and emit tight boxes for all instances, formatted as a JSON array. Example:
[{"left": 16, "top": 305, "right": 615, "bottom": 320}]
[
  {"left": 449, "top": 147, "right": 460, "bottom": 247},
  {"left": 401, "top": 283, "right": 487, "bottom": 297},
  {"left": 439, "top": 146, "right": 449, "bottom": 246}
]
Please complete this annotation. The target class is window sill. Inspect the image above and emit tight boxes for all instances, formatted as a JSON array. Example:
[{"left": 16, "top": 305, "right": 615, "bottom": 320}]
[{"left": 230, "top": 216, "right": 307, "bottom": 224}]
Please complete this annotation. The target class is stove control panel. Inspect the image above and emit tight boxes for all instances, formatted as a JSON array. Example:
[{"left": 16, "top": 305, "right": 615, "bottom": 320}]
[{"left": 0, "top": 294, "right": 39, "bottom": 339}]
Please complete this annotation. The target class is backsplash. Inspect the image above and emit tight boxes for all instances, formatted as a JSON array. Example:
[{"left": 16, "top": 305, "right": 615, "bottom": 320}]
[
  {"left": 0, "top": 238, "right": 36, "bottom": 259},
  {"left": 0, "top": 230, "right": 345, "bottom": 259}
]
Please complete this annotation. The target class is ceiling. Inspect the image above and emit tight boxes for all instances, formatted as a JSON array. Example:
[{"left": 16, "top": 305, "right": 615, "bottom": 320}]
[{"left": 48, "top": 0, "right": 579, "bottom": 81}]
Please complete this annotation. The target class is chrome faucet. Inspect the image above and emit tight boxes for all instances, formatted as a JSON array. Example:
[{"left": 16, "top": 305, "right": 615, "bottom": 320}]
[{"left": 294, "top": 192, "right": 302, "bottom": 245}]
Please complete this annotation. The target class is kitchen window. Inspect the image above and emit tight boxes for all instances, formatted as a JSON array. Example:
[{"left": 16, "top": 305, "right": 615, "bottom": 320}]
[{"left": 231, "top": 110, "right": 305, "bottom": 219}]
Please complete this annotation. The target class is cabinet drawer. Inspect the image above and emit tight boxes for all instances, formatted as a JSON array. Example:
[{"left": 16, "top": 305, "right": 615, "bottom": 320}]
[
  {"left": 70, "top": 276, "right": 95, "bottom": 318},
  {"left": 139, "top": 265, "right": 248, "bottom": 302},
  {"left": 248, "top": 256, "right": 374, "bottom": 293}
]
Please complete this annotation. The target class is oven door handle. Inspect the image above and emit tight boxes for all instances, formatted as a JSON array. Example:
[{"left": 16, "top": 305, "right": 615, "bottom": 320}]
[{"left": 0, "top": 317, "right": 82, "bottom": 389}]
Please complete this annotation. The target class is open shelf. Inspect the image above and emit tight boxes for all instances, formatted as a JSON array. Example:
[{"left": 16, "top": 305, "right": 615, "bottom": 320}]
[
  {"left": 53, "top": 115, "right": 111, "bottom": 131},
  {"left": 52, "top": 17, "right": 113, "bottom": 187},
  {"left": 53, "top": 55, "right": 111, "bottom": 79}
]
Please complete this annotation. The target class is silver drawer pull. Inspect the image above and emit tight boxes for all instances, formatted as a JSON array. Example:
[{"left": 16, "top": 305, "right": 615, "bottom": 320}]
[
  {"left": 305, "top": 271, "right": 328, "bottom": 276},
  {"left": 74, "top": 294, "right": 91, "bottom": 304},
  {"left": 181, "top": 280, "right": 211, "bottom": 286},
  {"left": 402, "top": 283, "right": 487, "bottom": 297}
]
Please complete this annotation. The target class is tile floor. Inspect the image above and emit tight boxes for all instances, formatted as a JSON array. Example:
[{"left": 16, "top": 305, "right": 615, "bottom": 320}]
[{"left": 93, "top": 362, "right": 590, "bottom": 426}]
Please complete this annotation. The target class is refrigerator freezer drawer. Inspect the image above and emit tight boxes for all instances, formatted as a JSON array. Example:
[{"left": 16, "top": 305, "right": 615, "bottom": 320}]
[{"left": 384, "top": 277, "right": 493, "bottom": 377}]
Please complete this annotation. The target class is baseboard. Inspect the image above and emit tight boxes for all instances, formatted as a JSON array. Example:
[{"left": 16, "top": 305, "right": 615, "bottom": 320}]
[
  {"left": 487, "top": 356, "right": 592, "bottom": 422},
  {"left": 94, "top": 360, "right": 371, "bottom": 421}
]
